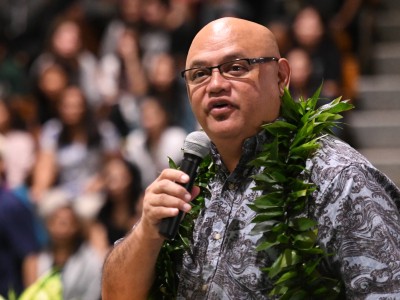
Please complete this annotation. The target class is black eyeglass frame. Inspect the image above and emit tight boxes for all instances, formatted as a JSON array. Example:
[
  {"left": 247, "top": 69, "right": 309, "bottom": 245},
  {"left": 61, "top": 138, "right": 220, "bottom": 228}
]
[{"left": 180, "top": 56, "right": 279, "bottom": 83}]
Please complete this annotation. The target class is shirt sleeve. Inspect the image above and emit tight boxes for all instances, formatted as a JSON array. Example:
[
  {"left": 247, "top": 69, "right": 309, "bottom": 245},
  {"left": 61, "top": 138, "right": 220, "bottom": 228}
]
[
  {"left": 39, "top": 119, "right": 62, "bottom": 151},
  {"left": 315, "top": 163, "right": 400, "bottom": 299},
  {"left": 99, "top": 121, "right": 121, "bottom": 153}
]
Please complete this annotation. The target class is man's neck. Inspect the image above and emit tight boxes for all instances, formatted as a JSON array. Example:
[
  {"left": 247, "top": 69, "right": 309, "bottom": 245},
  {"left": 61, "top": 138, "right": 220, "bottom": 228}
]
[
  {"left": 212, "top": 130, "right": 269, "bottom": 174},
  {"left": 213, "top": 139, "right": 243, "bottom": 173}
]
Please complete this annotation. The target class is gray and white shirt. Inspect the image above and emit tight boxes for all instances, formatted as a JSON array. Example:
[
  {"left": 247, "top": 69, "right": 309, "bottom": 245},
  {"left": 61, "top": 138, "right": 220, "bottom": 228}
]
[{"left": 177, "top": 132, "right": 400, "bottom": 300}]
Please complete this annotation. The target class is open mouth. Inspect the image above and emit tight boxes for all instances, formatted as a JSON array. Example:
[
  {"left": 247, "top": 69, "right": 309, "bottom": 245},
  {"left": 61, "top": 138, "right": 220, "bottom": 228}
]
[
  {"left": 209, "top": 100, "right": 235, "bottom": 111},
  {"left": 212, "top": 102, "right": 229, "bottom": 109}
]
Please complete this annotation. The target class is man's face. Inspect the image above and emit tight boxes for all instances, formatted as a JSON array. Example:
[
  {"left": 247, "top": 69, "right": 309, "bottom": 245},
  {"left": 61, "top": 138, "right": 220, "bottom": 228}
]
[{"left": 185, "top": 19, "right": 286, "bottom": 145}]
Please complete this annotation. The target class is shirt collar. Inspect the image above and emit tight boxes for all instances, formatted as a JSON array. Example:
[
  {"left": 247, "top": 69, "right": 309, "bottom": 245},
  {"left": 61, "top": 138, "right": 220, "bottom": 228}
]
[{"left": 210, "top": 129, "right": 273, "bottom": 181}]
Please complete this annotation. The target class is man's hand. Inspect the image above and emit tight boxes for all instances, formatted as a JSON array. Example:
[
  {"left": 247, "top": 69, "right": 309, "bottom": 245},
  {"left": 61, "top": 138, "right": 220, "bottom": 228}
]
[
  {"left": 102, "top": 168, "right": 200, "bottom": 300},
  {"left": 137, "top": 168, "right": 200, "bottom": 240}
]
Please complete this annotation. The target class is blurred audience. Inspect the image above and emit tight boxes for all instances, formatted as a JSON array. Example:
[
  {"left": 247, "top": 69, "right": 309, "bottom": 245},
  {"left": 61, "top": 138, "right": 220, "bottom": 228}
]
[
  {"left": 266, "top": 19, "right": 293, "bottom": 58},
  {"left": 92, "top": 157, "right": 143, "bottom": 247},
  {"left": 124, "top": 95, "right": 187, "bottom": 189},
  {"left": 0, "top": 150, "right": 39, "bottom": 298},
  {"left": 100, "top": 0, "right": 144, "bottom": 57},
  {"left": 197, "top": 0, "right": 254, "bottom": 27},
  {"left": 146, "top": 51, "right": 197, "bottom": 132},
  {"left": 0, "top": 0, "right": 382, "bottom": 297},
  {"left": 29, "top": 16, "right": 101, "bottom": 109},
  {"left": 291, "top": 5, "right": 343, "bottom": 99},
  {"left": 31, "top": 62, "right": 69, "bottom": 126},
  {"left": 0, "top": 38, "right": 30, "bottom": 98},
  {"left": 22, "top": 188, "right": 103, "bottom": 300},
  {"left": 31, "top": 85, "right": 120, "bottom": 202},
  {"left": 98, "top": 25, "right": 148, "bottom": 136},
  {"left": 286, "top": 47, "right": 316, "bottom": 100},
  {"left": 0, "top": 96, "right": 36, "bottom": 189},
  {"left": 140, "top": 0, "right": 173, "bottom": 69}
]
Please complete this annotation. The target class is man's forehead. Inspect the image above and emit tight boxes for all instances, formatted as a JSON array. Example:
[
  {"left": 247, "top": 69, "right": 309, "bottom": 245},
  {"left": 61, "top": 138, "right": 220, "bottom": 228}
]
[
  {"left": 193, "top": 18, "right": 260, "bottom": 45},
  {"left": 187, "top": 18, "right": 278, "bottom": 61}
]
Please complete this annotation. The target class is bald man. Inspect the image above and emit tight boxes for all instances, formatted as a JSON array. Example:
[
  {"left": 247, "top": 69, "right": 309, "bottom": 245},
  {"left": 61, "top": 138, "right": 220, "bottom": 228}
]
[{"left": 102, "top": 17, "right": 400, "bottom": 299}]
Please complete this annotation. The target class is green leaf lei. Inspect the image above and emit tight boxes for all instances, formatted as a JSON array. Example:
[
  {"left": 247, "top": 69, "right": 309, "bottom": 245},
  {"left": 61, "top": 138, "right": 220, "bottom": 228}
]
[
  {"left": 149, "top": 155, "right": 215, "bottom": 300},
  {"left": 150, "top": 86, "right": 354, "bottom": 299}
]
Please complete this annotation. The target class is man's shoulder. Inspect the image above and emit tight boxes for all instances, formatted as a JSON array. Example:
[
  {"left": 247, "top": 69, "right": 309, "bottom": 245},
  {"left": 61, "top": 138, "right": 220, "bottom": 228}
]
[
  {"left": 0, "top": 187, "right": 25, "bottom": 211},
  {"left": 312, "top": 135, "right": 370, "bottom": 168},
  {"left": 307, "top": 135, "right": 373, "bottom": 187}
]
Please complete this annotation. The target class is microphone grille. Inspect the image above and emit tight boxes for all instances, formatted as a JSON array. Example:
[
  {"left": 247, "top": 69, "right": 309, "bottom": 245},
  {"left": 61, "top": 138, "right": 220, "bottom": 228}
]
[{"left": 183, "top": 130, "right": 211, "bottom": 158}]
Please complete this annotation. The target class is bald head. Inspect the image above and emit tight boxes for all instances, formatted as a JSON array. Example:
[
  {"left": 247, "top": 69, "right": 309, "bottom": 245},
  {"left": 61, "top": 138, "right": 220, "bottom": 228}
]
[{"left": 186, "top": 17, "right": 281, "bottom": 67}]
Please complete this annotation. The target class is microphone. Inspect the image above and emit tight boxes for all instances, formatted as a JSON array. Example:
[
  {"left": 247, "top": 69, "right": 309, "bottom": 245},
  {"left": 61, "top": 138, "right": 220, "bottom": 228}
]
[{"left": 159, "top": 130, "right": 211, "bottom": 240}]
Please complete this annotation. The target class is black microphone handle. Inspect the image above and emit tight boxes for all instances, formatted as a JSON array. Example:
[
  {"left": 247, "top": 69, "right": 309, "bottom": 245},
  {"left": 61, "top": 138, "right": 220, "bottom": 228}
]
[{"left": 159, "top": 153, "right": 203, "bottom": 240}]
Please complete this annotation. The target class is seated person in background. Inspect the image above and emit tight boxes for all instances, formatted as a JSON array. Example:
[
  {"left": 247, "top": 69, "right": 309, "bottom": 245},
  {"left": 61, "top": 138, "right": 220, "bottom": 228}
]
[
  {"left": 145, "top": 51, "right": 197, "bottom": 133},
  {"left": 22, "top": 188, "right": 104, "bottom": 300},
  {"left": 92, "top": 156, "right": 143, "bottom": 247},
  {"left": 291, "top": 5, "right": 343, "bottom": 99},
  {"left": 0, "top": 96, "right": 36, "bottom": 189},
  {"left": 286, "top": 47, "right": 315, "bottom": 100},
  {"left": 0, "top": 172, "right": 39, "bottom": 298},
  {"left": 30, "top": 62, "right": 69, "bottom": 125},
  {"left": 123, "top": 95, "right": 187, "bottom": 189},
  {"left": 31, "top": 85, "right": 121, "bottom": 202},
  {"left": 29, "top": 16, "right": 101, "bottom": 109},
  {"left": 97, "top": 25, "right": 148, "bottom": 137}
]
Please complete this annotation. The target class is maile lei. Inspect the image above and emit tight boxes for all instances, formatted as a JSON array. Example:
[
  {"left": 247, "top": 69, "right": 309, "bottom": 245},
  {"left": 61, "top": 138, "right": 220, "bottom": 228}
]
[{"left": 149, "top": 85, "right": 354, "bottom": 299}]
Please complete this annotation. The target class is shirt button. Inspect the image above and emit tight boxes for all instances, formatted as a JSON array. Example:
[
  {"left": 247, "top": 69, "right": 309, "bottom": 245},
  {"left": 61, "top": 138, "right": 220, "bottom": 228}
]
[
  {"left": 214, "top": 233, "right": 221, "bottom": 240},
  {"left": 202, "top": 284, "right": 208, "bottom": 291}
]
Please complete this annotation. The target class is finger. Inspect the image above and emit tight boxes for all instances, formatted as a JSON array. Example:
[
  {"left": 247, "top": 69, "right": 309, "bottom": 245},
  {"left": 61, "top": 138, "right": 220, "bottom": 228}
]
[
  {"left": 150, "top": 169, "right": 192, "bottom": 201},
  {"left": 156, "top": 168, "right": 191, "bottom": 185},
  {"left": 142, "top": 173, "right": 191, "bottom": 218},
  {"left": 190, "top": 186, "right": 201, "bottom": 200},
  {"left": 144, "top": 203, "right": 181, "bottom": 222},
  {"left": 149, "top": 184, "right": 192, "bottom": 212}
]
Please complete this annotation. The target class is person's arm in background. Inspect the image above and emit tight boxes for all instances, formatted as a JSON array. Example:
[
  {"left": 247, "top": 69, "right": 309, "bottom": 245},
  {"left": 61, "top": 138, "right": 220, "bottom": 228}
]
[
  {"left": 22, "top": 254, "right": 39, "bottom": 287},
  {"left": 30, "top": 120, "right": 60, "bottom": 202},
  {"left": 101, "top": 169, "right": 198, "bottom": 299},
  {"left": 118, "top": 28, "right": 148, "bottom": 97},
  {"left": 30, "top": 149, "right": 58, "bottom": 202}
]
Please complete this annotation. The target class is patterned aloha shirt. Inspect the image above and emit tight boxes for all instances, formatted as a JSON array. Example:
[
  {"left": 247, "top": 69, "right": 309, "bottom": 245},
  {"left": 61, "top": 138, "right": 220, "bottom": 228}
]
[{"left": 177, "top": 131, "right": 400, "bottom": 300}]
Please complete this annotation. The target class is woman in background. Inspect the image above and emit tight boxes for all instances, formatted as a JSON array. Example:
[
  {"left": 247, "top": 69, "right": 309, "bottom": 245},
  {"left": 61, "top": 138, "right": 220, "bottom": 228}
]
[
  {"left": 22, "top": 188, "right": 103, "bottom": 300},
  {"left": 93, "top": 157, "right": 143, "bottom": 247},
  {"left": 30, "top": 16, "right": 101, "bottom": 109},
  {"left": 31, "top": 85, "right": 120, "bottom": 202},
  {"left": 123, "top": 95, "right": 187, "bottom": 189}
]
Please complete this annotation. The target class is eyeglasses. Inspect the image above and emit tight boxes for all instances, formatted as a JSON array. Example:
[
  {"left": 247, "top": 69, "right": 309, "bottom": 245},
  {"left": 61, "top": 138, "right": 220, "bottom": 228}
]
[{"left": 181, "top": 57, "right": 279, "bottom": 85}]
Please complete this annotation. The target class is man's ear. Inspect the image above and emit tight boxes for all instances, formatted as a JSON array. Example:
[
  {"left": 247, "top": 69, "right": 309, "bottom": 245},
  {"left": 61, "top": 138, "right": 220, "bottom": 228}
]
[{"left": 277, "top": 58, "right": 291, "bottom": 96}]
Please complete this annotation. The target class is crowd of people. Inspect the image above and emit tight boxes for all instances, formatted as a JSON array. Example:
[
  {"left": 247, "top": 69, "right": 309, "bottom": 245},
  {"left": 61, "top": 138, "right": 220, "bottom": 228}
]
[{"left": 0, "top": 0, "right": 384, "bottom": 298}]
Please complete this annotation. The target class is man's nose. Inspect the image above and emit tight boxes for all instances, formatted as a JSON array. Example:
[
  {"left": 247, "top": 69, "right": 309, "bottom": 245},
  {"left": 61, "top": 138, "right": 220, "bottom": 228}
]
[
  {"left": 206, "top": 68, "right": 229, "bottom": 93},
  {"left": 209, "top": 68, "right": 226, "bottom": 83}
]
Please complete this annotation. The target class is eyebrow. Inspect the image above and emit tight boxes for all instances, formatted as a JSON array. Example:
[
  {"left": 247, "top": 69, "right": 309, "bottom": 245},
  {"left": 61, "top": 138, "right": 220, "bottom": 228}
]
[{"left": 188, "top": 53, "right": 247, "bottom": 68}]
